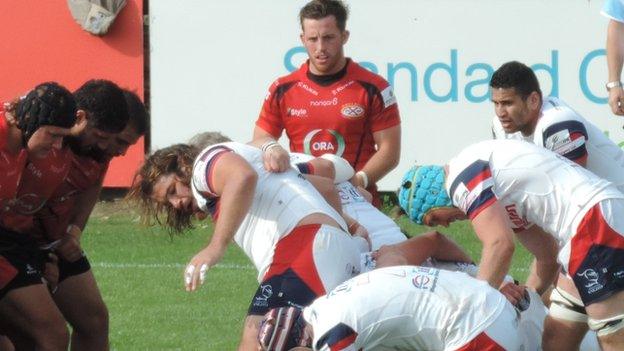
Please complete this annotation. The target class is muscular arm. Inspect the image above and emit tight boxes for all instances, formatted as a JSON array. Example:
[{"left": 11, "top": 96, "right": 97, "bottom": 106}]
[
  {"left": 376, "top": 231, "right": 473, "bottom": 268},
  {"left": 607, "top": 19, "right": 624, "bottom": 115},
  {"left": 471, "top": 202, "right": 516, "bottom": 288},
  {"left": 516, "top": 225, "right": 560, "bottom": 294},
  {"left": 304, "top": 174, "right": 343, "bottom": 214},
  {"left": 186, "top": 152, "right": 257, "bottom": 291},
  {"left": 354, "top": 125, "right": 400, "bottom": 186}
]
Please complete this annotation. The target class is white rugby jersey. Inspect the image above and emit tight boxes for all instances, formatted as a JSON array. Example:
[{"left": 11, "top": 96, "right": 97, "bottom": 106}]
[
  {"left": 447, "top": 140, "right": 624, "bottom": 261},
  {"left": 303, "top": 265, "right": 510, "bottom": 351},
  {"left": 192, "top": 142, "right": 347, "bottom": 281},
  {"left": 492, "top": 96, "right": 624, "bottom": 190},
  {"left": 289, "top": 153, "right": 406, "bottom": 249}
]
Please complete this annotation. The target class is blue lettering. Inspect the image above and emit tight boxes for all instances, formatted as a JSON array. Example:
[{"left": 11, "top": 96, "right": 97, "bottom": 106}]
[
  {"left": 388, "top": 62, "right": 418, "bottom": 101},
  {"left": 531, "top": 50, "right": 559, "bottom": 97},
  {"left": 579, "top": 49, "right": 607, "bottom": 104},
  {"left": 284, "top": 46, "right": 307, "bottom": 72},
  {"left": 424, "top": 49, "right": 458, "bottom": 102},
  {"left": 464, "top": 63, "right": 493, "bottom": 103}
]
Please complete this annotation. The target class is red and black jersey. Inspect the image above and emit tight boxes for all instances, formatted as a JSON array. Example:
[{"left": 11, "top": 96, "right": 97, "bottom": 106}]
[
  {"left": 0, "top": 108, "right": 27, "bottom": 202},
  {"left": 34, "top": 154, "right": 109, "bottom": 242},
  {"left": 256, "top": 59, "right": 400, "bottom": 171},
  {"left": 0, "top": 147, "right": 73, "bottom": 233}
]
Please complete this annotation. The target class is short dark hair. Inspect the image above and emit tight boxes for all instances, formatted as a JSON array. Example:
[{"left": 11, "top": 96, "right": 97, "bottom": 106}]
[
  {"left": 123, "top": 90, "right": 148, "bottom": 136},
  {"left": 490, "top": 61, "right": 542, "bottom": 100},
  {"left": 15, "top": 82, "right": 77, "bottom": 142},
  {"left": 299, "top": 0, "right": 349, "bottom": 32},
  {"left": 74, "top": 79, "right": 129, "bottom": 133}
]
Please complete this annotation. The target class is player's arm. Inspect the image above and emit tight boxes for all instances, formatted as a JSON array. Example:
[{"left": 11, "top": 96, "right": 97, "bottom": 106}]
[
  {"left": 251, "top": 126, "right": 290, "bottom": 173},
  {"left": 515, "top": 225, "right": 560, "bottom": 295},
  {"left": 304, "top": 173, "right": 343, "bottom": 214},
  {"left": 186, "top": 152, "right": 257, "bottom": 291},
  {"left": 543, "top": 119, "right": 589, "bottom": 167},
  {"left": 375, "top": 231, "right": 473, "bottom": 268},
  {"left": 607, "top": 19, "right": 624, "bottom": 115},
  {"left": 55, "top": 177, "right": 104, "bottom": 262},
  {"left": 352, "top": 125, "right": 401, "bottom": 188},
  {"left": 471, "top": 201, "right": 516, "bottom": 288}
]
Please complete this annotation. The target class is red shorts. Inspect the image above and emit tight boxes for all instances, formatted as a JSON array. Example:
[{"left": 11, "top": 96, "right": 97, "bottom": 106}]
[{"left": 248, "top": 224, "right": 361, "bottom": 315}]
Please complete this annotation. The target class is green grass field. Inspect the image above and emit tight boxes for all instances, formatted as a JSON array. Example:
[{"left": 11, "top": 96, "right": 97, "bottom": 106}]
[{"left": 83, "top": 200, "right": 533, "bottom": 350}]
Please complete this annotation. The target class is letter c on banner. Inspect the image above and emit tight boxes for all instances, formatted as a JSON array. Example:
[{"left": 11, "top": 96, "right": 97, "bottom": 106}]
[{"left": 579, "top": 49, "right": 607, "bottom": 104}]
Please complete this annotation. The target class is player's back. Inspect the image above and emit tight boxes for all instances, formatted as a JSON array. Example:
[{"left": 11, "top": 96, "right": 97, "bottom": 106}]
[
  {"left": 449, "top": 140, "right": 621, "bottom": 243},
  {"left": 304, "top": 265, "right": 508, "bottom": 350},
  {"left": 192, "top": 142, "right": 346, "bottom": 280}
]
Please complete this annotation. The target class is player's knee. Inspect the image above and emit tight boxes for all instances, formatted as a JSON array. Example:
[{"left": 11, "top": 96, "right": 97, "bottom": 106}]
[
  {"left": 589, "top": 314, "right": 624, "bottom": 338},
  {"left": 74, "top": 302, "right": 109, "bottom": 335},
  {"left": 32, "top": 319, "right": 69, "bottom": 350}
]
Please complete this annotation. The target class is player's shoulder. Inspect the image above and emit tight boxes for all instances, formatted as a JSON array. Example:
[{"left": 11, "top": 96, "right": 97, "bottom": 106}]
[
  {"left": 539, "top": 97, "right": 586, "bottom": 127},
  {"left": 348, "top": 60, "right": 390, "bottom": 88}
]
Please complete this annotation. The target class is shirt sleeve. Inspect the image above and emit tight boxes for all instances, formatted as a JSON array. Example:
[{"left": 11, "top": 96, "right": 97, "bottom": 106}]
[
  {"left": 448, "top": 159, "right": 497, "bottom": 219},
  {"left": 602, "top": 0, "right": 624, "bottom": 22},
  {"left": 255, "top": 80, "right": 287, "bottom": 138},
  {"left": 315, "top": 323, "right": 358, "bottom": 351},
  {"left": 369, "top": 84, "right": 401, "bottom": 133},
  {"left": 541, "top": 120, "right": 588, "bottom": 164},
  {"left": 192, "top": 145, "right": 232, "bottom": 197}
]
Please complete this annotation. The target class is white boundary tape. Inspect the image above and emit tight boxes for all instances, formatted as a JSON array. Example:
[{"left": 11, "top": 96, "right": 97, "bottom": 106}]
[{"left": 92, "top": 262, "right": 254, "bottom": 270}]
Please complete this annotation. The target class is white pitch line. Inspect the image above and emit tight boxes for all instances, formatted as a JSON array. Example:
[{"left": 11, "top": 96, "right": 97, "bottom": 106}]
[{"left": 92, "top": 262, "right": 254, "bottom": 270}]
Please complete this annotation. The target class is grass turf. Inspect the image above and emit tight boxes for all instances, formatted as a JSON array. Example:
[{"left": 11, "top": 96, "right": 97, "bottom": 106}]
[{"left": 82, "top": 200, "right": 532, "bottom": 350}]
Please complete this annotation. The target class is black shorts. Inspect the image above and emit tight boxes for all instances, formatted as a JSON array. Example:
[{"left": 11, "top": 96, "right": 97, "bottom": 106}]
[
  {"left": 0, "top": 228, "right": 45, "bottom": 300},
  {"left": 58, "top": 255, "right": 91, "bottom": 283},
  {"left": 247, "top": 268, "right": 319, "bottom": 316}
]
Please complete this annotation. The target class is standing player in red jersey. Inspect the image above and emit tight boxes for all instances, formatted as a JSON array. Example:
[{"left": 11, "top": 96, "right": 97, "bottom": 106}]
[
  {"left": 35, "top": 84, "right": 146, "bottom": 351},
  {"left": 253, "top": 0, "right": 401, "bottom": 206},
  {"left": 0, "top": 82, "right": 80, "bottom": 351}
]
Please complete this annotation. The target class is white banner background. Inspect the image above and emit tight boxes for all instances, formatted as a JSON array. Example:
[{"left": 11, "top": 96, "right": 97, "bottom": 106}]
[{"left": 150, "top": 0, "right": 616, "bottom": 190}]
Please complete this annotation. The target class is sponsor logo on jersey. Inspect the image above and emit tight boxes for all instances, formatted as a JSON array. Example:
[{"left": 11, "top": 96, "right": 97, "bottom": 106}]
[
  {"left": 310, "top": 97, "right": 338, "bottom": 107},
  {"left": 297, "top": 82, "right": 319, "bottom": 96},
  {"left": 576, "top": 268, "right": 604, "bottom": 294},
  {"left": 26, "top": 163, "right": 42, "bottom": 179},
  {"left": 4, "top": 193, "right": 46, "bottom": 215},
  {"left": 340, "top": 103, "right": 365, "bottom": 119},
  {"left": 331, "top": 80, "right": 355, "bottom": 95},
  {"left": 380, "top": 86, "right": 397, "bottom": 108},
  {"left": 504, "top": 204, "right": 530, "bottom": 230},
  {"left": 253, "top": 284, "right": 273, "bottom": 307},
  {"left": 286, "top": 107, "right": 308, "bottom": 117},
  {"left": 303, "top": 129, "right": 346, "bottom": 157}
]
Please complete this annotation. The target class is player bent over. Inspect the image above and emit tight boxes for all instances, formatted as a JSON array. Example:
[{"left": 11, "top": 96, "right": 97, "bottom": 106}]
[
  {"left": 259, "top": 265, "right": 522, "bottom": 351},
  {"left": 129, "top": 139, "right": 371, "bottom": 350},
  {"left": 399, "top": 139, "right": 624, "bottom": 351}
]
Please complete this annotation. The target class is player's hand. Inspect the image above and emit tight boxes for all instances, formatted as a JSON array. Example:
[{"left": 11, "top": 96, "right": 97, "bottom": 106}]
[
  {"left": 349, "top": 222, "right": 372, "bottom": 251},
  {"left": 609, "top": 87, "right": 624, "bottom": 116},
  {"left": 262, "top": 144, "right": 290, "bottom": 173},
  {"left": 56, "top": 231, "right": 83, "bottom": 262},
  {"left": 184, "top": 246, "right": 224, "bottom": 292},
  {"left": 42, "top": 253, "right": 59, "bottom": 293},
  {"left": 499, "top": 281, "right": 527, "bottom": 306},
  {"left": 27, "top": 126, "right": 72, "bottom": 158}
]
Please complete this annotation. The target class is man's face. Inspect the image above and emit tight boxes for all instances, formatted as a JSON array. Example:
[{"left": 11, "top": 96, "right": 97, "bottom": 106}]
[
  {"left": 151, "top": 173, "right": 197, "bottom": 215},
  {"left": 71, "top": 124, "right": 113, "bottom": 162},
  {"left": 105, "top": 124, "right": 141, "bottom": 159},
  {"left": 300, "top": 16, "right": 349, "bottom": 75},
  {"left": 491, "top": 88, "right": 538, "bottom": 135}
]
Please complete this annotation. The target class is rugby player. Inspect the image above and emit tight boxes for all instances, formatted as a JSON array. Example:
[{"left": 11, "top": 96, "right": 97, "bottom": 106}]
[
  {"left": 490, "top": 61, "right": 624, "bottom": 349},
  {"left": 0, "top": 82, "right": 79, "bottom": 351},
  {"left": 258, "top": 265, "right": 522, "bottom": 350},
  {"left": 33, "top": 80, "right": 134, "bottom": 351},
  {"left": 129, "top": 138, "right": 373, "bottom": 350},
  {"left": 399, "top": 139, "right": 624, "bottom": 350}
]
